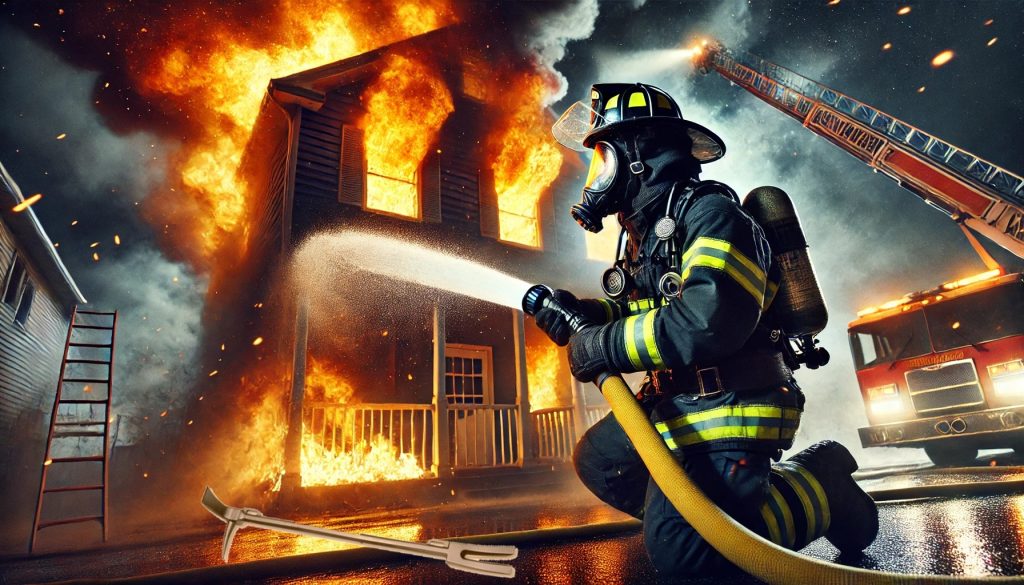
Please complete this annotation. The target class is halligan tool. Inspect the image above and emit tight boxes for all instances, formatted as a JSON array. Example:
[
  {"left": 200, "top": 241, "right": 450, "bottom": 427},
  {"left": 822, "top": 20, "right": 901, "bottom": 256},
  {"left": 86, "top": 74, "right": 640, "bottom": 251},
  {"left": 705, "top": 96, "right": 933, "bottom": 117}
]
[{"left": 202, "top": 487, "right": 518, "bottom": 578}]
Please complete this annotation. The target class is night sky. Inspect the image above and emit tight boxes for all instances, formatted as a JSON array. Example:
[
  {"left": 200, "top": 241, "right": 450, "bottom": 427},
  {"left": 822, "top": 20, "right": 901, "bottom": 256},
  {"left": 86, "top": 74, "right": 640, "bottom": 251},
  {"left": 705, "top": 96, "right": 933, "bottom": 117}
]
[{"left": 1, "top": 0, "right": 1021, "bottom": 462}]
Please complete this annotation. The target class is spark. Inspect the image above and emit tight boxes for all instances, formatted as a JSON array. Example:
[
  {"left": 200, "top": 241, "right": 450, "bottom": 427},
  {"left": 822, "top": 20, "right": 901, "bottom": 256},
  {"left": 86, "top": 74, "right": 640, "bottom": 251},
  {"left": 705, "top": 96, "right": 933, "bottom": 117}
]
[
  {"left": 897, "top": 6, "right": 911, "bottom": 15},
  {"left": 209, "top": 370, "right": 219, "bottom": 377},
  {"left": 143, "top": 472, "right": 149, "bottom": 478},
  {"left": 382, "top": 330, "right": 389, "bottom": 337},
  {"left": 882, "top": 42, "right": 892, "bottom": 51},
  {"left": 44, "top": 459, "right": 53, "bottom": 466},
  {"left": 12, "top": 193, "right": 43, "bottom": 212},
  {"left": 114, "top": 234, "right": 121, "bottom": 245},
  {"left": 56, "top": 133, "right": 67, "bottom": 140},
  {"left": 987, "top": 37, "right": 998, "bottom": 47},
  {"left": 160, "top": 410, "right": 168, "bottom": 417},
  {"left": 407, "top": 373, "right": 414, "bottom": 380},
  {"left": 187, "top": 420, "right": 194, "bottom": 426},
  {"left": 917, "top": 86, "right": 926, "bottom": 93},
  {"left": 70, "top": 219, "right": 78, "bottom": 226},
  {"left": 90, "top": 242, "right": 100, "bottom": 248},
  {"left": 92, "top": 252, "right": 100, "bottom": 261},
  {"left": 827, "top": 0, "right": 840, "bottom": 5},
  {"left": 931, "top": 50, "right": 954, "bottom": 67},
  {"left": 220, "top": 344, "right": 226, "bottom": 351},
  {"left": 252, "top": 336, "right": 264, "bottom": 346},
  {"left": 984, "top": 18, "right": 994, "bottom": 26},
  {"left": 952, "top": 321, "right": 961, "bottom": 329}
]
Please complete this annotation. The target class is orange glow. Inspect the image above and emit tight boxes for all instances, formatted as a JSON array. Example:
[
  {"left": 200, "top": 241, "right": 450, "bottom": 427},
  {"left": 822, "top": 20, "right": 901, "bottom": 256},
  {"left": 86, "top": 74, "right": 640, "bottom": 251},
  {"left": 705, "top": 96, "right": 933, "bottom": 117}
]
[
  {"left": 12, "top": 193, "right": 42, "bottom": 212},
  {"left": 139, "top": 1, "right": 456, "bottom": 269},
  {"left": 491, "top": 75, "right": 564, "bottom": 247},
  {"left": 362, "top": 54, "right": 454, "bottom": 218},
  {"left": 527, "top": 343, "right": 565, "bottom": 412},
  {"left": 988, "top": 37, "right": 998, "bottom": 47},
  {"left": 300, "top": 359, "right": 425, "bottom": 487},
  {"left": 882, "top": 42, "right": 893, "bottom": 51},
  {"left": 941, "top": 268, "right": 1003, "bottom": 290},
  {"left": 897, "top": 6, "right": 911, "bottom": 15},
  {"left": 931, "top": 50, "right": 955, "bottom": 67}
]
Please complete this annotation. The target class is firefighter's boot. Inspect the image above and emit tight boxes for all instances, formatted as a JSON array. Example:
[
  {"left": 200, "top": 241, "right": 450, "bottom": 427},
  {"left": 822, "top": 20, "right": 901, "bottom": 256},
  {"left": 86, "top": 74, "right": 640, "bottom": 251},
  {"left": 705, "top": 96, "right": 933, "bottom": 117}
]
[{"left": 764, "top": 440, "right": 878, "bottom": 554}]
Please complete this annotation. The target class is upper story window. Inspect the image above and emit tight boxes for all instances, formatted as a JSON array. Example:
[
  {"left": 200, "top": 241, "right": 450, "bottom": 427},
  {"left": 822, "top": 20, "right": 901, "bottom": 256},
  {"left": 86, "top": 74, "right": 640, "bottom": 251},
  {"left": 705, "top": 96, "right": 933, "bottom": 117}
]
[
  {"left": 2, "top": 253, "right": 34, "bottom": 326},
  {"left": 3, "top": 253, "right": 26, "bottom": 306}
]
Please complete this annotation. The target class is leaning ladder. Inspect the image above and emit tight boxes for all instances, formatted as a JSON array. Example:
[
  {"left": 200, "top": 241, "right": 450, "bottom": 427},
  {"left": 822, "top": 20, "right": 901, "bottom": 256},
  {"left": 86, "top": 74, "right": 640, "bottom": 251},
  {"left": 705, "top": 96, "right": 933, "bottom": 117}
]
[{"left": 30, "top": 307, "right": 118, "bottom": 552}]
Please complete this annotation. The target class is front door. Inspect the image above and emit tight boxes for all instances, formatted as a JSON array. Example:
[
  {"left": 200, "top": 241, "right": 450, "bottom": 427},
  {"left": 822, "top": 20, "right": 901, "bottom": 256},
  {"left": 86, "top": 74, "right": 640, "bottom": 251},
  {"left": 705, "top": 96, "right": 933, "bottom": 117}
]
[{"left": 445, "top": 344, "right": 494, "bottom": 466}]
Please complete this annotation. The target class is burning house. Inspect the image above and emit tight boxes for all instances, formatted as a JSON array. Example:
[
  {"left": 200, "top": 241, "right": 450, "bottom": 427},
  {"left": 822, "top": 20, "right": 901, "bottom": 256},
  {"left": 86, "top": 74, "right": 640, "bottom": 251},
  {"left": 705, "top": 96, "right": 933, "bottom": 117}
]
[{"left": 194, "top": 27, "right": 612, "bottom": 502}]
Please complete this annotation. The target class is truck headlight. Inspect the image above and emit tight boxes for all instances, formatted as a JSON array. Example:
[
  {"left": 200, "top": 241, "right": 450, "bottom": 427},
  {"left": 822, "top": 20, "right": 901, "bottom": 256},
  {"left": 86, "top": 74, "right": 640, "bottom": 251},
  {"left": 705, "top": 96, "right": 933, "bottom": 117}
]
[
  {"left": 989, "top": 359, "right": 1024, "bottom": 397},
  {"left": 868, "top": 384, "right": 902, "bottom": 416}
]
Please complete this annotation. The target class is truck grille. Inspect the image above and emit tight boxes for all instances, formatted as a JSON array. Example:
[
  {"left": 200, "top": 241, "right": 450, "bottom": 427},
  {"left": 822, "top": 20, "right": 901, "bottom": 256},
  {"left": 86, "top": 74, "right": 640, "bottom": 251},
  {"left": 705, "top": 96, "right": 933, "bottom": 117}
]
[{"left": 905, "top": 359, "right": 985, "bottom": 415}]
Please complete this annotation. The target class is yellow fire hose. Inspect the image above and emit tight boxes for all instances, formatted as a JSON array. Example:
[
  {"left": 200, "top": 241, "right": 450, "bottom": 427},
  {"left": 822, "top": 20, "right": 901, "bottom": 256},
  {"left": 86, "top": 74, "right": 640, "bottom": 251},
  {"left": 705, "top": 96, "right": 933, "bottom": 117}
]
[{"left": 598, "top": 373, "right": 1024, "bottom": 585}]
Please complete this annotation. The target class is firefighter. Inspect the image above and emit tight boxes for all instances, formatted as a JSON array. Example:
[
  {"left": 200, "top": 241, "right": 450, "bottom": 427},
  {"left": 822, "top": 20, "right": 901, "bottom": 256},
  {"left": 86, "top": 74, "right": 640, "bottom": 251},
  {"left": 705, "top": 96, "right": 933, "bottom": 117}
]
[{"left": 538, "top": 83, "right": 878, "bottom": 575}]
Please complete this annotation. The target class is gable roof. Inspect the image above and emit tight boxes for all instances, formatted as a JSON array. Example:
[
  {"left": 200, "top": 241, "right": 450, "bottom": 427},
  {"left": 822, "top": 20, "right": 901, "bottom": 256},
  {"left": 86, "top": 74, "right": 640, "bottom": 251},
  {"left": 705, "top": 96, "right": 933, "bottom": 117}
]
[{"left": 0, "top": 161, "right": 86, "bottom": 307}]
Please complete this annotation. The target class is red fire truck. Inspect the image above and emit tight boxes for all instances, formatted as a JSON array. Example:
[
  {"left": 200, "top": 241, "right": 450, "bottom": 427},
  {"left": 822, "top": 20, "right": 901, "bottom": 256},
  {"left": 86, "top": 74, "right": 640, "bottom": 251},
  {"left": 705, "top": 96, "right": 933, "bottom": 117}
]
[{"left": 696, "top": 42, "right": 1024, "bottom": 465}]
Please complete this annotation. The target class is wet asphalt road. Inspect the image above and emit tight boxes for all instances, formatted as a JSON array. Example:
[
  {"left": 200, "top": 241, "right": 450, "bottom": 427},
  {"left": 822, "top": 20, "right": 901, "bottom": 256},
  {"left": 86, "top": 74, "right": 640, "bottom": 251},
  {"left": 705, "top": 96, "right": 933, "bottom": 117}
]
[{"left": 3, "top": 462, "right": 1024, "bottom": 584}]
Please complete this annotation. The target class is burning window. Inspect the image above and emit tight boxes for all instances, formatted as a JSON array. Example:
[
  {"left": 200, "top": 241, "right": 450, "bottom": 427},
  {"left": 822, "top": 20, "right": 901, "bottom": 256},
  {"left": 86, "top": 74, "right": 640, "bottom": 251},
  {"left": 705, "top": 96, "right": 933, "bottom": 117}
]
[{"left": 358, "top": 54, "right": 454, "bottom": 219}]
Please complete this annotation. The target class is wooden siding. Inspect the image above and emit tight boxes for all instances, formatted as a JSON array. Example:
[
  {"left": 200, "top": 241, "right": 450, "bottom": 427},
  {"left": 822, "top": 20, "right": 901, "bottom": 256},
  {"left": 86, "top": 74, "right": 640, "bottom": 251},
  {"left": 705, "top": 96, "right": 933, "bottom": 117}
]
[{"left": 0, "top": 218, "right": 69, "bottom": 432}]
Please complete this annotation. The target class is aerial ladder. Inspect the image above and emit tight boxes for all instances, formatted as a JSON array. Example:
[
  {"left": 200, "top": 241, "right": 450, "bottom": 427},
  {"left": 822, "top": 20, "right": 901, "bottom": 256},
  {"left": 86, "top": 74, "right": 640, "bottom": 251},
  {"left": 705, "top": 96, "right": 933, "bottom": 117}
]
[
  {"left": 693, "top": 42, "right": 1024, "bottom": 263},
  {"left": 694, "top": 42, "right": 1024, "bottom": 465}
]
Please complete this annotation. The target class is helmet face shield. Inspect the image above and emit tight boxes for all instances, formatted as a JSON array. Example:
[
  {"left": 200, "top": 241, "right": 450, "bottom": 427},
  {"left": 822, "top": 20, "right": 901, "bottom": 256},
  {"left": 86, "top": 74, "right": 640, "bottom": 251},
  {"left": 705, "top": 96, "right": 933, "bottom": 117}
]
[
  {"left": 551, "top": 101, "right": 603, "bottom": 152},
  {"left": 584, "top": 142, "right": 618, "bottom": 192}
]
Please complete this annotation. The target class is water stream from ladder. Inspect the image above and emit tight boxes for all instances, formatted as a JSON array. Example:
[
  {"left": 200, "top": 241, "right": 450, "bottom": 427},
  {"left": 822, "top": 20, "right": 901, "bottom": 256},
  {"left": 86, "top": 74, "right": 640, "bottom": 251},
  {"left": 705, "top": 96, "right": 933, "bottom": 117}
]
[{"left": 293, "top": 231, "right": 533, "bottom": 309}]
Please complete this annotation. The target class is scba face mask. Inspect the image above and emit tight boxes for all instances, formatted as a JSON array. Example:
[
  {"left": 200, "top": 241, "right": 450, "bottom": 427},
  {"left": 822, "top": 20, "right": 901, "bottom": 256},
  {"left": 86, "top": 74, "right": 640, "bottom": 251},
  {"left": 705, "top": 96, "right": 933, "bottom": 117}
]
[{"left": 571, "top": 141, "right": 643, "bottom": 233}]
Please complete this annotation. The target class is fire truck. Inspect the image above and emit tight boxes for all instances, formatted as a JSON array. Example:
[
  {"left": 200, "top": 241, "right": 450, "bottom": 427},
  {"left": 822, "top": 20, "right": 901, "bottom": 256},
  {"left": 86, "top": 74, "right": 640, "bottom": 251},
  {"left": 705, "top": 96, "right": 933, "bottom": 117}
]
[{"left": 695, "top": 42, "right": 1024, "bottom": 466}]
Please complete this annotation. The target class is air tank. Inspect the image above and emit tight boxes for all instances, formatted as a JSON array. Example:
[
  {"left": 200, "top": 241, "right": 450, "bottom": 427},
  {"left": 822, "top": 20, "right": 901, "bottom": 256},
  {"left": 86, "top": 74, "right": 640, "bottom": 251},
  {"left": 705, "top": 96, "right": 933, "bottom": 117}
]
[{"left": 742, "top": 186, "right": 828, "bottom": 337}]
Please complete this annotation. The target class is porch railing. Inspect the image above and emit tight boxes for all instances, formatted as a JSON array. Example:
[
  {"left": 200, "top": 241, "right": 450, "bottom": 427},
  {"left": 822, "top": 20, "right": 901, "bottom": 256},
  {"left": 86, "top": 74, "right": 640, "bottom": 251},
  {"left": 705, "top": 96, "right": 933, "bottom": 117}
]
[
  {"left": 303, "top": 402, "right": 434, "bottom": 474},
  {"left": 584, "top": 405, "right": 611, "bottom": 429},
  {"left": 446, "top": 403, "right": 521, "bottom": 468},
  {"left": 531, "top": 407, "right": 576, "bottom": 462}
]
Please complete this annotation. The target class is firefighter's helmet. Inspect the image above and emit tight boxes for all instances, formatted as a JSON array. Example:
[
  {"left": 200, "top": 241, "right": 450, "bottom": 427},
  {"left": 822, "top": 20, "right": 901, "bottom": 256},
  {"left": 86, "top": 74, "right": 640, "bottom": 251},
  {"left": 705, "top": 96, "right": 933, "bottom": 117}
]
[{"left": 552, "top": 83, "right": 726, "bottom": 163}]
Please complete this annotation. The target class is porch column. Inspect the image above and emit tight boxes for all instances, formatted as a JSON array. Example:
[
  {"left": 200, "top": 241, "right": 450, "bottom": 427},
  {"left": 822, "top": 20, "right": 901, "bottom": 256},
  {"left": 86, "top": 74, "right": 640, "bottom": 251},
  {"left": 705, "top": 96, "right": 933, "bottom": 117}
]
[
  {"left": 281, "top": 296, "right": 309, "bottom": 493},
  {"left": 431, "top": 302, "right": 450, "bottom": 475},
  {"left": 513, "top": 309, "right": 533, "bottom": 466}
]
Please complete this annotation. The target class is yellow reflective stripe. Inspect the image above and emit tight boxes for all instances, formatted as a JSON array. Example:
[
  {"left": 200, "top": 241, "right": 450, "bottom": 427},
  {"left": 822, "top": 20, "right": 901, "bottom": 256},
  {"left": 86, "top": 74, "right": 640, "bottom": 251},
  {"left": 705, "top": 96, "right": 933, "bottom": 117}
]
[
  {"left": 789, "top": 463, "right": 831, "bottom": 532},
  {"left": 655, "top": 93, "right": 672, "bottom": 110},
  {"left": 760, "top": 503, "right": 783, "bottom": 545},
  {"left": 764, "top": 280, "right": 780, "bottom": 311},
  {"left": 656, "top": 405, "right": 799, "bottom": 433},
  {"left": 671, "top": 425, "right": 796, "bottom": 447},
  {"left": 641, "top": 309, "right": 665, "bottom": 369},
  {"left": 774, "top": 468, "right": 816, "bottom": 541},
  {"left": 597, "top": 298, "right": 616, "bottom": 322},
  {"left": 628, "top": 92, "right": 647, "bottom": 107},
  {"left": 770, "top": 484, "right": 796, "bottom": 548},
  {"left": 627, "top": 297, "right": 660, "bottom": 315},
  {"left": 682, "top": 237, "right": 765, "bottom": 281},
  {"left": 605, "top": 94, "right": 620, "bottom": 110},
  {"left": 681, "top": 254, "right": 764, "bottom": 306},
  {"left": 622, "top": 314, "right": 644, "bottom": 369}
]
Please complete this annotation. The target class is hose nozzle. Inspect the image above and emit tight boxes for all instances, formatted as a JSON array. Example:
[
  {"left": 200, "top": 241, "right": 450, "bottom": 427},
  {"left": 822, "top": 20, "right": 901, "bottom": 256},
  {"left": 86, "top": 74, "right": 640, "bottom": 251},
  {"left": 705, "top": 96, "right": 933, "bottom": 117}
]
[{"left": 522, "top": 284, "right": 592, "bottom": 335}]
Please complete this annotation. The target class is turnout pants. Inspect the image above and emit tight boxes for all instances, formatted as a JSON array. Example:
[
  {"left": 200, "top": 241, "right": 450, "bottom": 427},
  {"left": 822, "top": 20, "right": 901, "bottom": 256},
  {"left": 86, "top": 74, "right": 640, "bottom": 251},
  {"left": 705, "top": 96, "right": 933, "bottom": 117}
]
[{"left": 574, "top": 411, "right": 817, "bottom": 576}]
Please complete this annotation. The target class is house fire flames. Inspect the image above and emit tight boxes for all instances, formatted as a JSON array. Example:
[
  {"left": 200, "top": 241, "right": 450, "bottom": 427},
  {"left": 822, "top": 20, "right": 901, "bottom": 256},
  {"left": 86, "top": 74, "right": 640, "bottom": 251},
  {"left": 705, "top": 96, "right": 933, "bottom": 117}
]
[{"left": 198, "top": 27, "right": 612, "bottom": 503}]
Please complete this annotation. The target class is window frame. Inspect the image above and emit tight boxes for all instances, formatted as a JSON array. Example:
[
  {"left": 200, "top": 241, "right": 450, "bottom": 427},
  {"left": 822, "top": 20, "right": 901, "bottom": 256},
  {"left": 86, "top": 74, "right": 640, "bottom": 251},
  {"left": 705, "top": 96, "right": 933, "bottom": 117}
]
[
  {"left": 2, "top": 252, "right": 27, "bottom": 307},
  {"left": 444, "top": 343, "right": 494, "bottom": 405}
]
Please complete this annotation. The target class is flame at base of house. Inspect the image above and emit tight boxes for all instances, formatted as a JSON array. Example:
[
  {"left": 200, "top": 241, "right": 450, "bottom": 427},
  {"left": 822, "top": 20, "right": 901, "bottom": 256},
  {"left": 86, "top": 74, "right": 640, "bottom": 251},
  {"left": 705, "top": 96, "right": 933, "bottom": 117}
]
[{"left": 301, "top": 431, "right": 425, "bottom": 487}]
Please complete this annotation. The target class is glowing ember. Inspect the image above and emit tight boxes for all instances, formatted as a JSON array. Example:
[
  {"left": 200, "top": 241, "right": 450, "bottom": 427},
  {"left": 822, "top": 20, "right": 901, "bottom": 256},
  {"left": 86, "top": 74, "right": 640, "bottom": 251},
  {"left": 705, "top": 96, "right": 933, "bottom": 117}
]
[
  {"left": 114, "top": 234, "right": 121, "bottom": 245},
  {"left": 251, "top": 336, "right": 264, "bottom": 346},
  {"left": 491, "top": 75, "right": 564, "bottom": 248},
  {"left": 882, "top": 42, "right": 893, "bottom": 51},
  {"left": 12, "top": 193, "right": 42, "bottom": 212},
  {"left": 527, "top": 343, "right": 565, "bottom": 412},
  {"left": 931, "top": 50, "right": 955, "bottom": 68},
  {"left": 897, "top": 6, "right": 911, "bottom": 15},
  {"left": 984, "top": 18, "right": 994, "bottom": 26},
  {"left": 361, "top": 54, "right": 454, "bottom": 218},
  {"left": 987, "top": 37, "right": 998, "bottom": 47},
  {"left": 917, "top": 86, "right": 926, "bottom": 93},
  {"left": 827, "top": 0, "right": 840, "bottom": 5},
  {"left": 140, "top": 1, "right": 456, "bottom": 268}
]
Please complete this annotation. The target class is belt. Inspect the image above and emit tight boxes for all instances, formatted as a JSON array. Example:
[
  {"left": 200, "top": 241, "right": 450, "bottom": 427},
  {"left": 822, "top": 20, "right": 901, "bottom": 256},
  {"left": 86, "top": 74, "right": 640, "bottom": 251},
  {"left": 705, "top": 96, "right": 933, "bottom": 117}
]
[{"left": 651, "top": 352, "right": 792, "bottom": 398}]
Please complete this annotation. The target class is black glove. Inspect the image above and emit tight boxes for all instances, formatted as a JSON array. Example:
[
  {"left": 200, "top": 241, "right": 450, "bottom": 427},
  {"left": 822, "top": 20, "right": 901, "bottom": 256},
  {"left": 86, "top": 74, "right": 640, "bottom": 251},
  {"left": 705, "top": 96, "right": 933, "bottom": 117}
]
[
  {"left": 567, "top": 323, "right": 616, "bottom": 383},
  {"left": 533, "top": 289, "right": 580, "bottom": 346}
]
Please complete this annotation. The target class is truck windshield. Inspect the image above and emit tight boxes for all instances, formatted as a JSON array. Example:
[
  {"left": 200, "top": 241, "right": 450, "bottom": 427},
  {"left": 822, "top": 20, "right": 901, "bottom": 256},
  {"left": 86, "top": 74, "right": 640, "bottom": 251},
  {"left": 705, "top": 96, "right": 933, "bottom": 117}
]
[
  {"left": 926, "top": 282, "right": 1024, "bottom": 351},
  {"left": 849, "top": 310, "right": 932, "bottom": 370}
]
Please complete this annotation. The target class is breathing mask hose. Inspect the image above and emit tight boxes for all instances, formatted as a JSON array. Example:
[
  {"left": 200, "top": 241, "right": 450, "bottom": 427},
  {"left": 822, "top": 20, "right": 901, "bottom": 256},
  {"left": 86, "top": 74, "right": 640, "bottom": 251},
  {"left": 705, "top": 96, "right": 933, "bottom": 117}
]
[{"left": 523, "top": 283, "right": 1019, "bottom": 585}]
